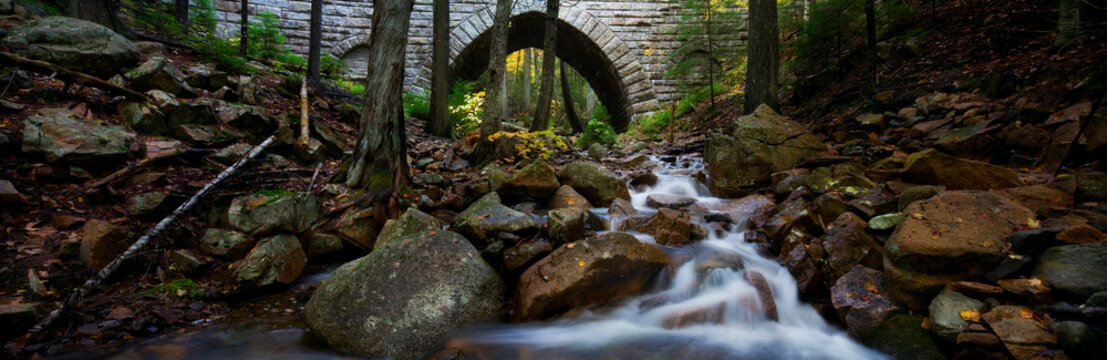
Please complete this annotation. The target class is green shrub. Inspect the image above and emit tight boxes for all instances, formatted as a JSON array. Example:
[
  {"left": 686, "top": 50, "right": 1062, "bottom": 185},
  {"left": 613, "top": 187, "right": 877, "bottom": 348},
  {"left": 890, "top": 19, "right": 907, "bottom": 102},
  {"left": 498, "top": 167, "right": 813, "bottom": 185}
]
[
  {"left": 145, "top": 278, "right": 204, "bottom": 299},
  {"left": 577, "top": 118, "right": 617, "bottom": 149},
  {"left": 191, "top": 0, "right": 218, "bottom": 34},
  {"left": 403, "top": 90, "right": 430, "bottom": 120},
  {"left": 631, "top": 109, "right": 672, "bottom": 139},
  {"left": 248, "top": 12, "right": 286, "bottom": 60}
]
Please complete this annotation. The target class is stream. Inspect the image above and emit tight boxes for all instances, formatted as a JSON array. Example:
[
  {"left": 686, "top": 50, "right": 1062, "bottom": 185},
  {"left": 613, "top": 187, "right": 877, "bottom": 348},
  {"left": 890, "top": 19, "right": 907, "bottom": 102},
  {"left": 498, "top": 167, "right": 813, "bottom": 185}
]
[{"left": 95, "top": 155, "right": 885, "bottom": 359}]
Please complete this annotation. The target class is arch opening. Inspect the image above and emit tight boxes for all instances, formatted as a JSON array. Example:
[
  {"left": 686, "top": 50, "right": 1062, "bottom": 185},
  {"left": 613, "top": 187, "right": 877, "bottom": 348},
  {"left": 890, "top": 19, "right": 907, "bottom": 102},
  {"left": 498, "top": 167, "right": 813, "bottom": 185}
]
[{"left": 449, "top": 12, "right": 633, "bottom": 132}]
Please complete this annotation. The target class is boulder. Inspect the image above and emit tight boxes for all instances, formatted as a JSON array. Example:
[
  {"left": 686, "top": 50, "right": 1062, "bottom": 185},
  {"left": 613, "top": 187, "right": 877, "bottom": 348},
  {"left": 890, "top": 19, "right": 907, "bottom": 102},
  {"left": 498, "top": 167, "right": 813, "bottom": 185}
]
[
  {"left": 232, "top": 234, "right": 307, "bottom": 287},
  {"left": 862, "top": 314, "right": 945, "bottom": 360},
  {"left": 823, "top": 212, "right": 883, "bottom": 277},
  {"left": 885, "top": 191, "right": 1035, "bottom": 308},
  {"left": 208, "top": 143, "right": 254, "bottom": 165},
  {"left": 127, "top": 56, "right": 189, "bottom": 96},
  {"left": 549, "top": 185, "right": 592, "bottom": 209},
  {"left": 557, "top": 161, "right": 630, "bottom": 207},
  {"left": 374, "top": 208, "right": 445, "bottom": 250},
  {"left": 124, "top": 192, "right": 170, "bottom": 219},
  {"left": 450, "top": 193, "right": 538, "bottom": 244},
  {"left": 499, "top": 159, "right": 560, "bottom": 198},
  {"left": 199, "top": 228, "right": 256, "bottom": 259},
  {"left": 900, "top": 149, "right": 1022, "bottom": 190},
  {"left": 227, "top": 192, "right": 321, "bottom": 236},
  {"left": 307, "top": 234, "right": 343, "bottom": 257},
  {"left": 608, "top": 198, "right": 638, "bottom": 217},
  {"left": 928, "top": 288, "right": 987, "bottom": 344},
  {"left": 183, "top": 64, "right": 228, "bottom": 90},
  {"left": 982, "top": 306, "right": 1060, "bottom": 360},
  {"left": 1030, "top": 243, "right": 1107, "bottom": 301},
  {"left": 216, "top": 102, "right": 273, "bottom": 135},
  {"left": 897, "top": 185, "right": 943, "bottom": 211},
  {"left": 1053, "top": 224, "right": 1106, "bottom": 244},
  {"left": 546, "top": 207, "right": 604, "bottom": 246},
  {"left": 116, "top": 101, "right": 166, "bottom": 135},
  {"left": 997, "top": 278, "right": 1051, "bottom": 304},
  {"left": 1, "top": 16, "right": 138, "bottom": 76},
  {"left": 80, "top": 219, "right": 126, "bottom": 270},
  {"left": 704, "top": 105, "right": 826, "bottom": 197},
  {"left": 645, "top": 194, "right": 697, "bottom": 209},
  {"left": 640, "top": 208, "right": 703, "bottom": 246},
  {"left": 513, "top": 232, "right": 667, "bottom": 321},
  {"left": 22, "top": 108, "right": 133, "bottom": 163},
  {"left": 334, "top": 206, "right": 381, "bottom": 251},
  {"left": 0, "top": 303, "right": 41, "bottom": 340},
  {"left": 303, "top": 230, "right": 504, "bottom": 358},
  {"left": 830, "top": 267, "right": 904, "bottom": 339}
]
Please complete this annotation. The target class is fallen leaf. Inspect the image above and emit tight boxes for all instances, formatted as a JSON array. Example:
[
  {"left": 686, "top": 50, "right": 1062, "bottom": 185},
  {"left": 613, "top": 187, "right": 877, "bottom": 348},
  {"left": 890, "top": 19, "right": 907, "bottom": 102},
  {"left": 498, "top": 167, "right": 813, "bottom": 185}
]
[
  {"left": 863, "top": 283, "right": 880, "bottom": 294},
  {"left": 1020, "top": 308, "right": 1034, "bottom": 319},
  {"left": 959, "top": 309, "right": 981, "bottom": 322}
]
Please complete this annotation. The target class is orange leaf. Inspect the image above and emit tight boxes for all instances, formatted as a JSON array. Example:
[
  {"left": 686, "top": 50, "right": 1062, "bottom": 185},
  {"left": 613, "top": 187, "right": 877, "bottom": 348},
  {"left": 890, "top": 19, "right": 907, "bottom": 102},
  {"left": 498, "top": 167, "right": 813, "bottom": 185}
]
[{"left": 959, "top": 310, "right": 981, "bottom": 322}]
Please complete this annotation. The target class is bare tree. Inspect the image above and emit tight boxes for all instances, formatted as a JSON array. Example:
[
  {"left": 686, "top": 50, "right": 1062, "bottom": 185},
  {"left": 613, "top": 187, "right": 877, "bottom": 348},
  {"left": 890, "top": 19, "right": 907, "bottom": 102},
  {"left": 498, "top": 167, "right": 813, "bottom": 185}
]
[
  {"left": 531, "top": 0, "right": 559, "bottom": 131},
  {"left": 239, "top": 0, "right": 249, "bottom": 57},
  {"left": 426, "top": 0, "right": 451, "bottom": 137},
  {"left": 306, "top": 0, "right": 324, "bottom": 87},
  {"left": 744, "top": 0, "right": 779, "bottom": 113},
  {"left": 344, "top": 0, "right": 415, "bottom": 190},
  {"left": 560, "top": 60, "right": 583, "bottom": 133}
]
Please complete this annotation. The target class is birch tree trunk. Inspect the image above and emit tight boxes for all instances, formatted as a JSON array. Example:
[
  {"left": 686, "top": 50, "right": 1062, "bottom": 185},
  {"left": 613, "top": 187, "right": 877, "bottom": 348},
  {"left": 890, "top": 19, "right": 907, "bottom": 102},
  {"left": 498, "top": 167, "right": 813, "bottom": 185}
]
[
  {"left": 531, "top": 0, "right": 559, "bottom": 131},
  {"left": 344, "top": 0, "right": 414, "bottom": 191},
  {"left": 744, "top": 0, "right": 779, "bottom": 114}
]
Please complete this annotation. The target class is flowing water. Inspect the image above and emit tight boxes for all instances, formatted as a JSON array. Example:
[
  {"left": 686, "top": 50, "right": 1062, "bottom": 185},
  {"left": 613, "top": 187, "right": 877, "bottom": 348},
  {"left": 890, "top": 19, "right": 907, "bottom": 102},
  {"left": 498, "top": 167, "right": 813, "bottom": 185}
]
[{"left": 96, "top": 155, "right": 884, "bottom": 359}]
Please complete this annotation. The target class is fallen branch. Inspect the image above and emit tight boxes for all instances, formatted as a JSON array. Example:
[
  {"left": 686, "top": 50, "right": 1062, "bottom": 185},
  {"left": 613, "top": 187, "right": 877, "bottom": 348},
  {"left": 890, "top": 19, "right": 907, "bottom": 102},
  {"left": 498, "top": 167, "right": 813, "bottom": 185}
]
[
  {"left": 0, "top": 51, "right": 147, "bottom": 101},
  {"left": 308, "top": 162, "right": 324, "bottom": 191},
  {"left": 27, "top": 135, "right": 276, "bottom": 339},
  {"left": 84, "top": 148, "right": 218, "bottom": 193}
]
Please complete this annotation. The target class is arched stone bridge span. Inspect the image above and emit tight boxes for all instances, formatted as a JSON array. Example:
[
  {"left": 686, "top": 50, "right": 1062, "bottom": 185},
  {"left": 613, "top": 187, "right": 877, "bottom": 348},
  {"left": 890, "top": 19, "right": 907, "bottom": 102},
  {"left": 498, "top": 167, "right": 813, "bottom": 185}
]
[{"left": 212, "top": 0, "right": 742, "bottom": 129}]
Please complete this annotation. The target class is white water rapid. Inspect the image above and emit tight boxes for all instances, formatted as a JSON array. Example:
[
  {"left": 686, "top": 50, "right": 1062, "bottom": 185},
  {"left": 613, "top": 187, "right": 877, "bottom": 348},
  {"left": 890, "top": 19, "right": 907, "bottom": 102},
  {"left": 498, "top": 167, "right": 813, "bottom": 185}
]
[{"left": 450, "top": 155, "right": 888, "bottom": 359}]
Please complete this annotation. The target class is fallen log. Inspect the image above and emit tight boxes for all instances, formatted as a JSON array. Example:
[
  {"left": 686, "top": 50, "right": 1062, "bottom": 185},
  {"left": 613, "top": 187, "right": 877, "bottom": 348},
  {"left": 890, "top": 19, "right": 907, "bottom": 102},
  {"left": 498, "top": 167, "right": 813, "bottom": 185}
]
[
  {"left": 0, "top": 51, "right": 147, "bottom": 101},
  {"left": 27, "top": 135, "right": 276, "bottom": 339}
]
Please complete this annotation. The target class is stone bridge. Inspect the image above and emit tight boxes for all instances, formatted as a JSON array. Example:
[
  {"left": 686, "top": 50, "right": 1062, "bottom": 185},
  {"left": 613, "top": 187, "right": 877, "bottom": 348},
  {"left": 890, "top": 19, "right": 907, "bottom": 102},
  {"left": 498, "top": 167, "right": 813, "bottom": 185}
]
[{"left": 212, "top": 0, "right": 742, "bottom": 130}]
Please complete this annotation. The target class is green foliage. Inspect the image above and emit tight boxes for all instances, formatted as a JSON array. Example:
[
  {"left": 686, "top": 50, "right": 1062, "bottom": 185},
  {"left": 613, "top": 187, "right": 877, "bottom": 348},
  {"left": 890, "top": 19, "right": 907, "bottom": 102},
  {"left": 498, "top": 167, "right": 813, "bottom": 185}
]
[
  {"left": 248, "top": 12, "right": 287, "bottom": 60},
  {"left": 577, "top": 118, "right": 617, "bottom": 149},
  {"left": 191, "top": 0, "right": 219, "bottom": 34},
  {"left": 403, "top": 90, "right": 430, "bottom": 120},
  {"left": 793, "top": 0, "right": 916, "bottom": 77},
  {"left": 145, "top": 278, "right": 204, "bottom": 299},
  {"left": 666, "top": 0, "right": 746, "bottom": 90},
  {"left": 14, "top": 0, "right": 63, "bottom": 16},
  {"left": 448, "top": 80, "right": 480, "bottom": 137},
  {"left": 631, "top": 109, "right": 671, "bottom": 139},
  {"left": 320, "top": 54, "right": 349, "bottom": 81},
  {"left": 129, "top": 5, "right": 185, "bottom": 38}
]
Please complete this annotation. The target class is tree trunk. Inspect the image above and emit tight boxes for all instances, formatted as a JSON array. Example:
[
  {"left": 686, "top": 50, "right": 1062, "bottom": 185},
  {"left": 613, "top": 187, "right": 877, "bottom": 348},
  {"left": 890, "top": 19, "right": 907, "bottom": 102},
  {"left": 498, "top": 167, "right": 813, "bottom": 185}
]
[
  {"left": 174, "top": 0, "right": 189, "bottom": 29},
  {"left": 239, "top": 0, "right": 249, "bottom": 58},
  {"left": 560, "top": 60, "right": 583, "bottom": 133},
  {"left": 744, "top": 0, "right": 779, "bottom": 114},
  {"left": 803, "top": 0, "right": 812, "bottom": 22},
  {"left": 865, "top": 0, "right": 876, "bottom": 96},
  {"left": 426, "top": 0, "right": 451, "bottom": 137},
  {"left": 344, "top": 0, "right": 414, "bottom": 191},
  {"left": 1055, "top": 0, "right": 1080, "bottom": 47},
  {"left": 478, "top": 0, "right": 513, "bottom": 138},
  {"left": 531, "top": 0, "right": 559, "bottom": 131},
  {"left": 705, "top": 6, "right": 715, "bottom": 107},
  {"left": 522, "top": 48, "right": 532, "bottom": 113},
  {"left": 68, "top": 0, "right": 118, "bottom": 30},
  {"left": 306, "top": 0, "right": 324, "bottom": 87}
]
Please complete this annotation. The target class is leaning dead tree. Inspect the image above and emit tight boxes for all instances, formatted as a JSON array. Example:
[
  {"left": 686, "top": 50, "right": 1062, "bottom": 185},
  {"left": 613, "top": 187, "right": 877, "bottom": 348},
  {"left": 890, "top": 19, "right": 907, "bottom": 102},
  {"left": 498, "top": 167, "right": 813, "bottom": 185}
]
[{"left": 26, "top": 136, "right": 277, "bottom": 339}]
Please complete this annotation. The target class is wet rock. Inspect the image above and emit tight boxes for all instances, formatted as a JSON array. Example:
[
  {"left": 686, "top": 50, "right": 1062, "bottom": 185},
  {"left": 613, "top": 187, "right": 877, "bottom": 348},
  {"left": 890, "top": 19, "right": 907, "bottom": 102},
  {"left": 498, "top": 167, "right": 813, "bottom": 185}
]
[
  {"left": 558, "top": 161, "right": 630, "bottom": 207},
  {"left": 929, "top": 288, "right": 987, "bottom": 343},
  {"left": 629, "top": 172, "right": 659, "bottom": 190},
  {"left": 513, "top": 232, "right": 667, "bottom": 321},
  {"left": 1006, "top": 227, "right": 1064, "bottom": 255},
  {"left": 713, "top": 194, "right": 774, "bottom": 224},
  {"left": 450, "top": 193, "right": 538, "bottom": 245},
  {"left": 861, "top": 314, "right": 945, "bottom": 360},
  {"left": 983, "top": 306, "right": 1060, "bottom": 360},
  {"left": 885, "top": 191, "right": 1035, "bottom": 308},
  {"left": 117, "top": 101, "right": 166, "bottom": 135},
  {"left": 549, "top": 185, "right": 592, "bottom": 209},
  {"left": 0, "top": 303, "right": 40, "bottom": 340},
  {"left": 80, "top": 219, "right": 126, "bottom": 270},
  {"left": 375, "top": 208, "right": 445, "bottom": 250},
  {"left": 303, "top": 230, "right": 504, "bottom": 358},
  {"left": 607, "top": 198, "right": 638, "bottom": 217},
  {"left": 546, "top": 207, "right": 604, "bottom": 247},
  {"left": 22, "top": 108, "right": 133, "bottom": 163},
  {"left": 900, "top": 149, "right": 1022, "bottom": 190},
  {"left": 831, "top": 267, "right": 903, "bottom": 338},
  {"left": 169, "top": 249, "right": 204, "bottom": 273},
  {"left": 1, "top": 16, "right": 138, "bottom": 77},
  {"left": 500, "top": 159, "right": 560, "bottom": 198},
  {"left": 705, "top": 105, "right": 826, "bottom": 197},
  {"left": 1075, "top": 173, "right": 1107, "bottom": 202},
  {"left": 847, "top": 191, "right": 898, "bottom": 219},
  {"left": 640, "top": 208, "right": 704, "bottom": 246},
  {"left": 1055, "top": 321, "right": 1099, "bottom": 359},
  {"left": 1030, "top": 243, "right": 1107, "bottom": 301},
  {"left": 823, "top": 213, "right": 883, "bottom": 277},
  {"left": 227, "top": 192, "right": 321, "bottom": 236},
  {"left": 1054, "top": 225, "right": 1106, "bottom": 244},
  {"left": 587, "top": 142, "right": 606, "bottom": 160},
  {"left": 307, "top": 234, "right": 343, "bottom": 257},
  {"left": 745, "top": 271, "right": 778, "bottom": 321},
  {"left": 232, "top": 234, "right": 307, "bottom": 287},
  {"left": 125, "top": 192, "right": 169, "bottom": 219},
  {"left": 762, "top": 196, "right": 824, "bottom": 253},
  {"left": 780, "top": 242, "right": 825, "bottom": 296},
  {"left": 645, "top": 194, "right": 697, "bottom": 209},
  {"left": 868, "top": 213, "right": 906, "bottom": 231},
  {"left": 127, "top": 56, "right": 190, "bottom": 96},
  {"left": 503, "top": 240, "right": 553, "bottom": 274},
  {"left": 199, "top": 228, "right": 255, "bottom": 259},
  {"left": 897, "top": 185, "right": 943, "bottom": 211},
  {"left": 813, "top": 193, "right": 848, "bottom": 222},
  {"left": 947, "top": 281, "right": 1004, "bottom": 299},
  {"left": 998, "top": 278, "right": 1051, "bottom": 303},
  {"left": 334, "top": 206, "right": 381, "bottom": 251}
]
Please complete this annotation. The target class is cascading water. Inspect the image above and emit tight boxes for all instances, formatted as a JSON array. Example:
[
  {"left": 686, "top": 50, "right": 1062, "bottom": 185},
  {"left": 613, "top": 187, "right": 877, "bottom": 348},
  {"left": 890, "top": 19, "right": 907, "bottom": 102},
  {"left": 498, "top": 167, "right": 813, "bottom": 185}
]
[{"left": 448, "top": 155, "right": 887, "bottom": 359}]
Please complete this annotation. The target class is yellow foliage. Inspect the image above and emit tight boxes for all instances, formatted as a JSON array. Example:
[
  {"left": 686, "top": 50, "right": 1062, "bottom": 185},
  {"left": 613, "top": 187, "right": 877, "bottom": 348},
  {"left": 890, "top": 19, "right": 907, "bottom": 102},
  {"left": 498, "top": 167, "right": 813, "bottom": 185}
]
[
  {"left": 959, "top": 309, "right": 981, "bottom": 322},
  {"left": 487, "top": 130, "right": 569, "bottom": 160}
]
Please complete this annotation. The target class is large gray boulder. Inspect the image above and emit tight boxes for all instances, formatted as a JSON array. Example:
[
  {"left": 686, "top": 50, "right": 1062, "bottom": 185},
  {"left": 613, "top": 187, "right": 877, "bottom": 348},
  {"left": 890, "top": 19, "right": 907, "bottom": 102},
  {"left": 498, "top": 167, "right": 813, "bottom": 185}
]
[
  {"left": 705, "top": 104, "right": 826, "bottom": 197},
  {"left": 303, "top": 230, "right": 504, "bottom": 358},
  {"left": 450, "top": 192, "right": 537, "bottom": 243},
  {"left": 928, "top": 288, "right": 986, "bottom": 343},
  {"left": 557, "top": 161, "right": 630, "bottom": 207},
  {"left": 499, "top": 159, "right": 560, "bottom": 198},
  {"left": 374, "top": 208, "right": 445, "bottom": 249},
  {"left": 22, "top": 108, "right": 133, "bottom": 163},
  {"left": 1, "top": 16, "right": 138, "bottom": 77},
  {"left": 227, "top": 192, "right": 321, "bottom": 236},
  {"left": 127, "top": 56, "right": 189, "bottom": 96},
  {"left": 1031, "top": 243, "right": 1107, "bottom": 301},
  {"left": 232, "top": 234, "right": 307, "bottom": 287}
]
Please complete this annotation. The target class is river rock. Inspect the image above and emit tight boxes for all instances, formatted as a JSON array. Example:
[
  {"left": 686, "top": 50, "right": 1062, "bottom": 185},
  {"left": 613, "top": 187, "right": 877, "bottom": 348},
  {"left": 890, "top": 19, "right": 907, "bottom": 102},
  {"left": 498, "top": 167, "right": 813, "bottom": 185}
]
[
  {"left": 227, "top": 192, "right": 321, "bottom": 236},
  {"left": 22, "top": 108, "right": 133, "bottom": 163},
  {"left": 546, "top": 207, "right": 604, "bottom": 247},
  {"left": 608, "top": 198, "right": 638, "bottom": 217},
  {"left": 645, "top": 194, "right": 697, "bottom": 209},
  {"left": 549, "top": 185, "right": 592, "bottom": 209},
  {"left": 1055, "top": 321, "right": 1098, "bottom": 359},
  {"left": 868, "top": 213, "right": 906, "bottom": 231},
  {"left": 232, "top": 234, "right": 307, "bottom": 287},
  {"left": 831, "top": 267, "right": 903, "bottom": 339},
  {"left": 1053, "top": 224, "right": 1106, "bottom": 244},
  {"left": 0, "top": 303, "right": 41, "bottom": 340},
  {"left": 897, "top": 185, "right": 943, "bottom": 211},
  {"left": 450, "top": 193, "right": 537, "bottom": 245},
  {"left": 334, "top": 206, "right": 381, "bottom": 251},
  {"left": 499, "top": 159, "right": 560, "bottom": 198},
  {"left": 885, "top": 191, "right": 1035, "bottom": 308},
  {"left": 503, "top": 240, "right": 554, "bottom": 274},
  {"left": 999, "top": 182, "right": 1075, "bottom": 217},
  {"left": 900, "top": 149, "right": 1022, "bottom": 190},
  {"left": 127, "top": 56, "right": 189, "bottom": 96},
  {"left": 117, "top": 101, "right": 166, "bottom": 135},
  {"left": 1, "top": 180, "right": 22, "bottom": 203},
  {"left": 823, "top": 212, "right": 883, "bottom": 277},
  {"left": 704, "top": 104, "right": 826, "bottom": 197},
  {"left": 1030, "top": 243, "right": 1107, "bottom": 301},
  {"left": 982, "top": 306, "right": 1060, "bottom": 360},
  {"left": 640, "top": 208, "right": 704, "bottom": 246},
  {"left": 307, "top": 234, "right": 343, "bottom": 257},
  {"left": 1, "top": 16, "right": 138, "bottom": 77},
  {"left": 862, "top": 314, "right": 945, "bottom": 360},
  {"left": 125, "top": 192, "right": 170, "bottom": 219},
  {"left": 557, "top": 161, "right": 630, "bottom": 207},
  {"left": 199, "top": 228, "right": 255, "bottom": 259},
  {"left": 513, "top": 232, "right": 667, "bottom": 321},
  {"left": 928, "top": 288, "right": 987, "bottom": 343},
  {"left": 80, "top": 219, "right": 126, "bottom": 270},
  {"left": 374, "top": 208, "right": 445, "bottom": 250},
  {"left": 997, "top": 278, "right": 1051, "bottom": 303},
  {"left": 303, "top": 230, "right": 504, "bottom": 358}
]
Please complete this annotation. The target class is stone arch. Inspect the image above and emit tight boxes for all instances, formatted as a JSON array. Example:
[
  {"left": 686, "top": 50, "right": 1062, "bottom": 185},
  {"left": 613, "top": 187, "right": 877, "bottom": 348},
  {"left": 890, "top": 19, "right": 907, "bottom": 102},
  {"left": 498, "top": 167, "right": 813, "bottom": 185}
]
[
  {"left": 329, "top": 34, "right": 373, "bottom": 80},
  {"left": 413, "top": 2, "right": 659, "bottom": 132}
]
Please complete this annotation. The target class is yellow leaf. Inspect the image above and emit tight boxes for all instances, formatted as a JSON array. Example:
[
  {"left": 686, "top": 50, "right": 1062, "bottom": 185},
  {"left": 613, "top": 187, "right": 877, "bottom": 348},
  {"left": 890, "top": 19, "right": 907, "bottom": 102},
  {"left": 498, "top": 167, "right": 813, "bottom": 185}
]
[
  {"left": 1027, "top": 217, "right": 1040, "bottom": 229},
  {"left": 1020, "top": 308, "right": 1034, "bottom": 319},
  {"left": 578, "top": 260, "right": 585, "bottom": 268},
  {"left": 863, "top": 283, "right": 880, "bottom": 294},
  {"left": 845, "top": 292, "right": 855, "bottom": 298},
  {"left": 959, "top": 310, "right": 981, "bottom": 322}
]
